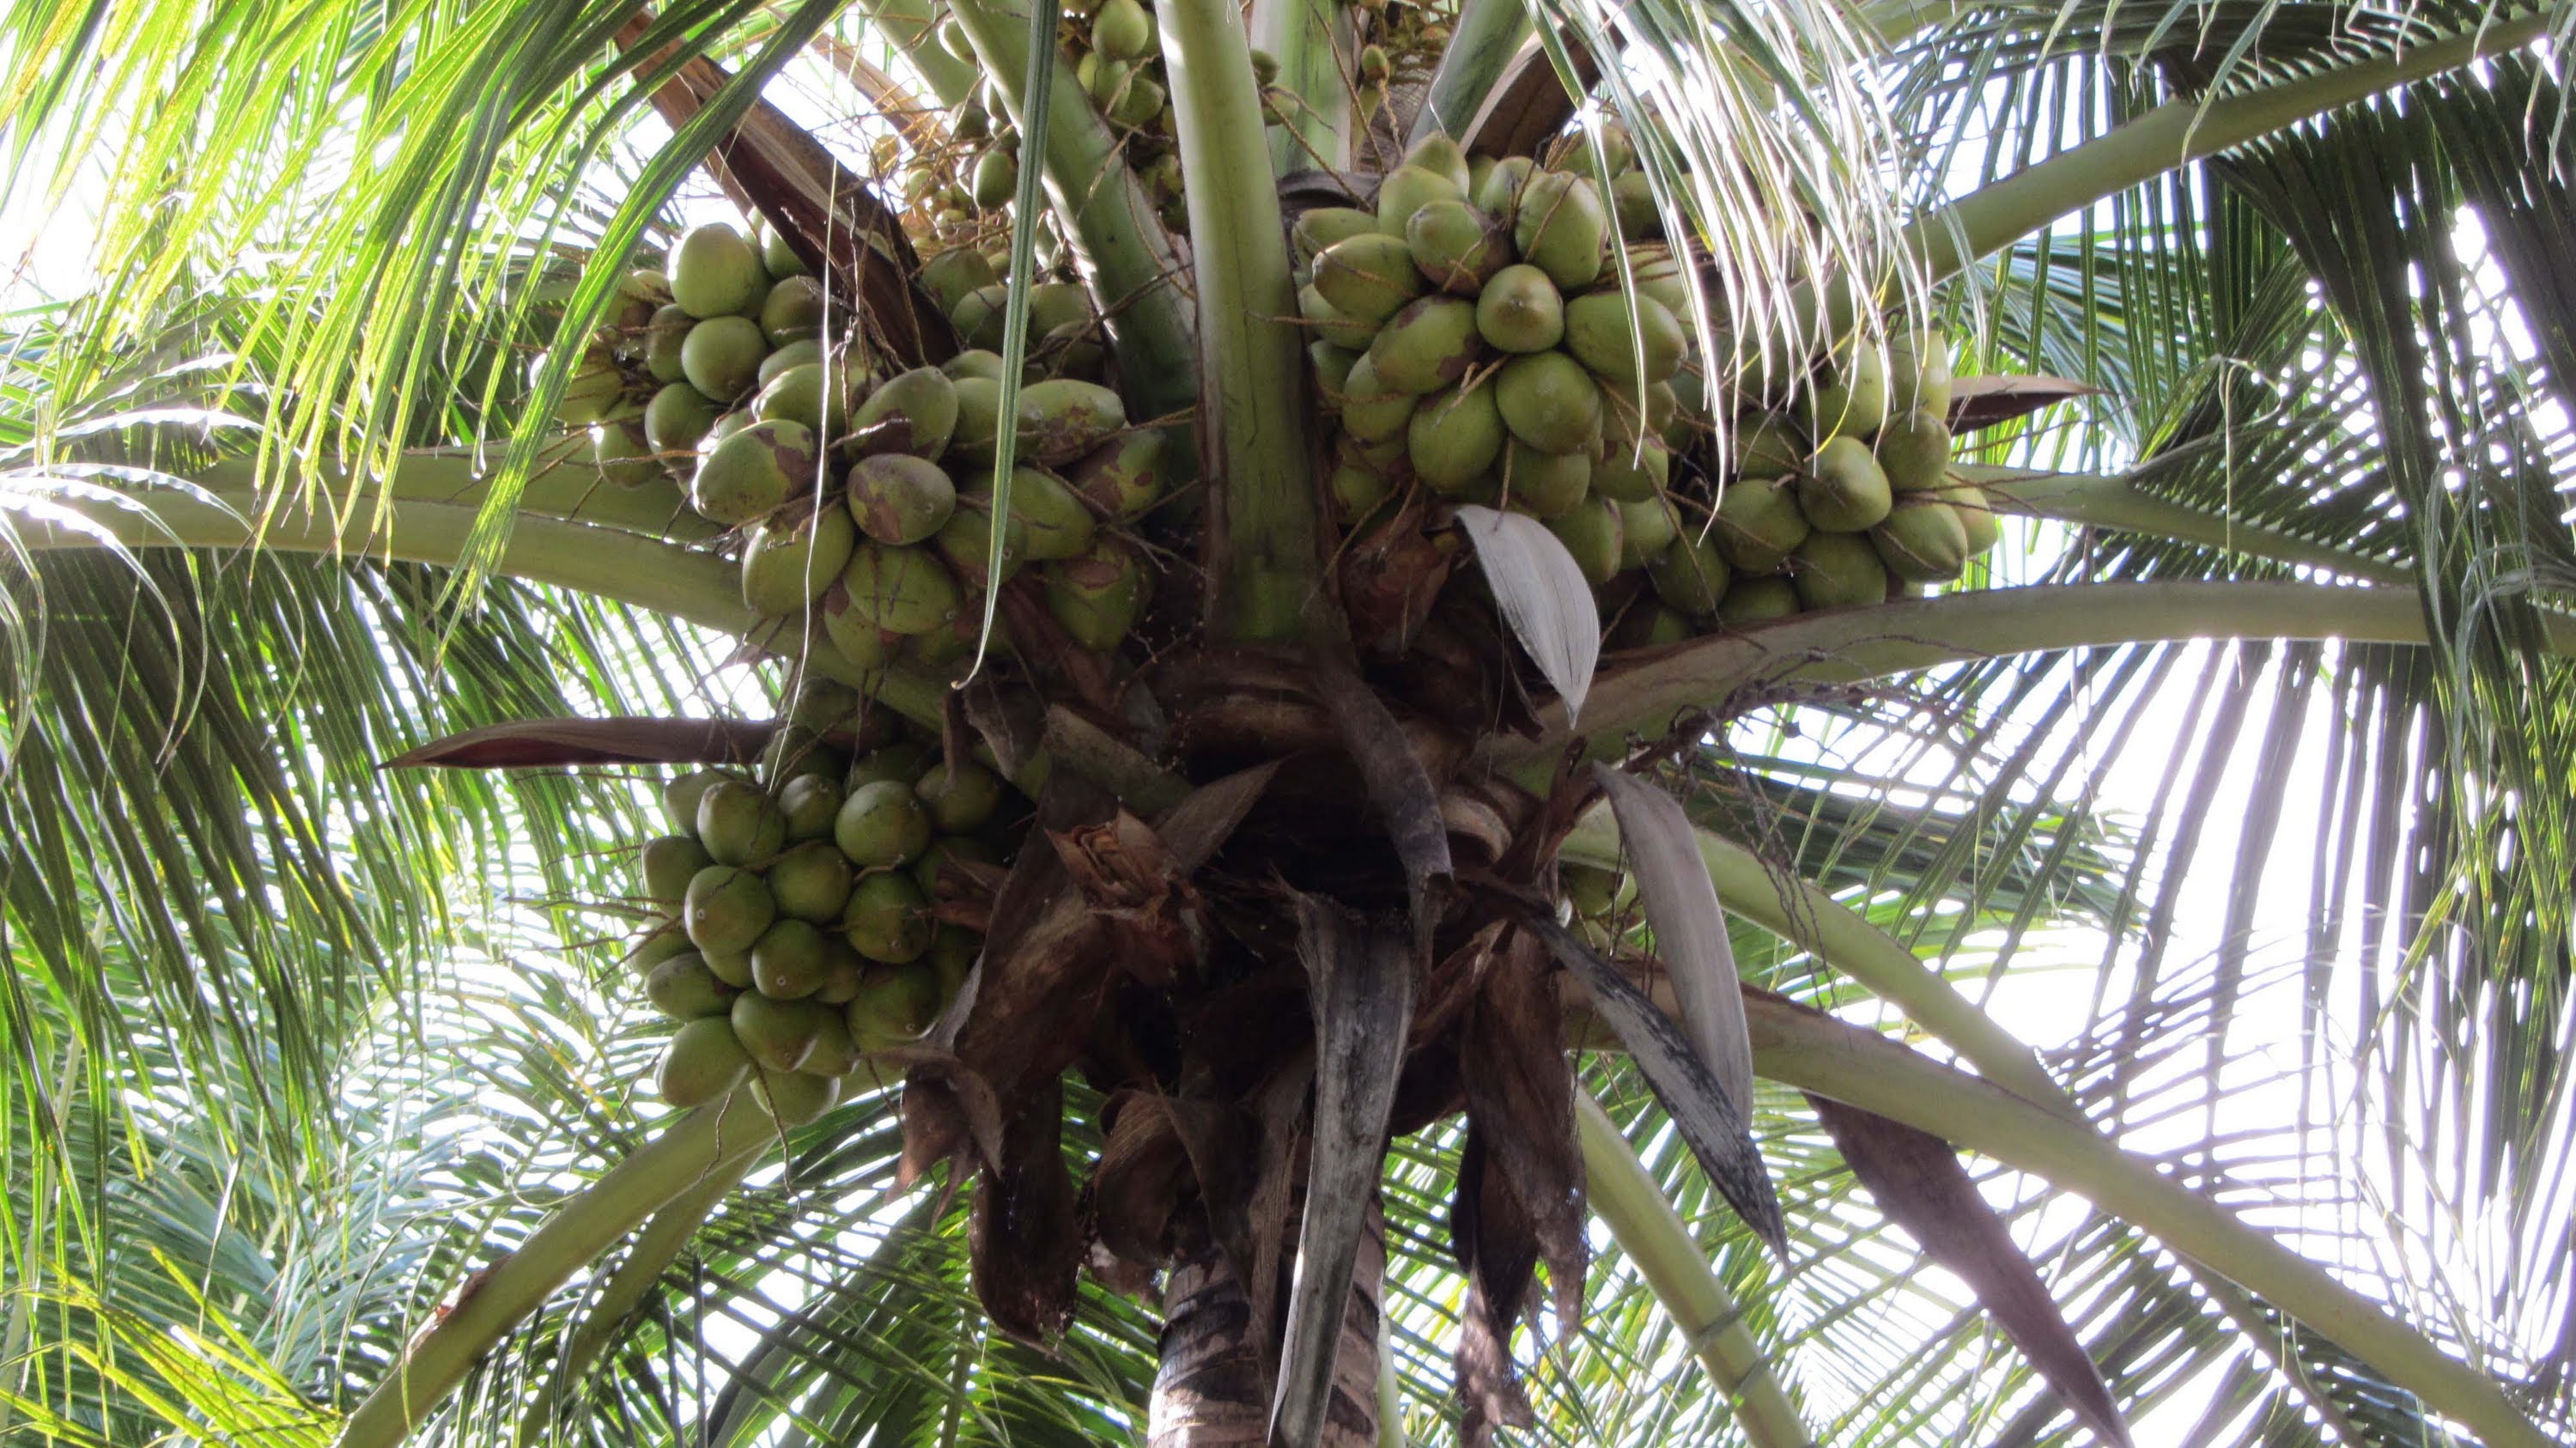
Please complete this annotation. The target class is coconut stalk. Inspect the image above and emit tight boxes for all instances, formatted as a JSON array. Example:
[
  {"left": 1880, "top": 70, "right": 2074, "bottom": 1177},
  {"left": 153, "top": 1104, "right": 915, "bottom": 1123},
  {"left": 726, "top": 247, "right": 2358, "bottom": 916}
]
[
  {"left": 1511, "top": 579, "right": 2576, "bottom": 766},
  {"left": 337, "top": 1092, "right": 778, "bottom": 1448},
  {"left": 1411, "top": 0, "right": 1532, "bottom": 146},
  {"left": 943, "top": 0, "right": 1200, "bottom": 422},
  {"left": 1249, "top": 0, "right": 1358, "bottom": 173},
  {"left": 1576, "top": 1091, "right": 1815, "bottom": 1448},
  {"left": 1159, "top": 0, "right": 1324, "bottom": 643},
  {"left": 1742, "top": 995, "right": 2554, "bottom": 1448}
]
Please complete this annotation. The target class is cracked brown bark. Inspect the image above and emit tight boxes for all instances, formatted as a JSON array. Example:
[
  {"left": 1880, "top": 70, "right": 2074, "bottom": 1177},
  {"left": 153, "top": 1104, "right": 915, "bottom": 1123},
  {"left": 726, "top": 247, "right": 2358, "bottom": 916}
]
[{"left": 1148, "top": 1202, "right": 1388, "bottom": 1446}]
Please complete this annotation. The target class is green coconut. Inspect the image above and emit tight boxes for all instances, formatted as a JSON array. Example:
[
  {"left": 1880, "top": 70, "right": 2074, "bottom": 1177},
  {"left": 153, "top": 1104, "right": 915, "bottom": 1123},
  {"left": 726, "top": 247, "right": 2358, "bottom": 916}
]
[
  {"left": 848, "top": 964, "right": 945, "bottom": 1049},
  {"left": 1313, "top": 233, "right": 1426, "bottom": 327},
  {"left": 661, "top": 769, "right": 738, "bottom": 837},
  {"left": 1300, "top": 283, "right": 1382, "bottom": 351},
  {"left": 1718, "top": 575, "right": 1802, "bottom": 626},
  {"left": 1405, "top": 199, "right": 1508, "bottom": 295},
  {"left": 1016, "top": 379, "right": 1126, "bottom": 464},
  {"left": 933, "top": 493, "right": 1029, "bottom": 584},
  {"left": 1874, "top": 408, "right": 1953, "bottom": 494},
  {"left": 731, "top": 990, "right": 831, "bottom": 1072},
  {"left": 1376, "top": 164, "right": 1466, "bottom": 235},
  {"left": 1502, "top": 440, "right": 1591, "bottom": 518},
  {"left": 1952, "top": 484, "right": 2002, "bottom": 555},
  {"left": 647, "top": 952, "right": 739, "bottom": 1020},
  {"left": 1795, "top": 435, "right": 1893, "bottom": 532},
  {"left": 850, "top": 361, "right": 963, "bottom": 456},
  {"left": 592, "top": 412, "right": 658, "bottom": 489},
  {"left": 1546, "top": 497, "right": 1625, "bottom": 585},
  {"left": 1329, "top": 456, "right": 1396, "bottom": 522},
  {"left": 1002, "top": 466, "right": 1097, "bottom": 561},
  {"left": 1711, "top": 475, "right": 1813, "bottom": 575},
  {"left": 642, "top": 834, "right": 714, "bottom": 904},
  {"left": 680, "top": 314, "right": 768, "bottom": 403},
  {"left": 1869, "top": 498, "right": 1972, "bottom": 582},
  {"left": 753, "top": 362, "right": 851, "bottom": 436},
  {"left": 1042, "top": 537, "right": 1151, "bottom": 649},
  {"left": 1592, "top": 439, "right": 1669, "bottom": 503},
  {"left": 798, "top": 1010, "right": 866, "bottom": 1080},
  {"left": 1474, "top": 155, "right": 1536, "bottom": 218},
  {"left": 914, "top": 834, "right": 1001, "bottom": 897},
  {"left": 770, "top": 839, "right": 856, "bottom": 923},
  {"left": 1475, "top": 264, "right": 1564, "bottom": 354},
  {"left": 1512, "top": 171, "right": 1607, "bottom": 291},
  {"left": 946, "top": 376, "right": 1002, "bottom": 460},
  {"left": 1368, "top": 295, "right": 1480, "bottom": 394},
  {"left": 645, "top": 383, "right": 723, "bottom": 463},
  {"left": 685, "top": 865, "right": 776, "bottom": 958},
  {"left": 1617, "top": 493, "right": 1680, "bottom": 570},
  {"left": 1648, "top": 532, "right": 1732, "bottom": 618},
  {"left": 644, "top": 304, "right": 694, "bottom": 385},
  {"left": 1728, "top": 415, "right": 1805, "bottom": 482},
  {"left": 670, "top": 222, "right": 769, "bottom": 319},
  {"left": 1338, "top": 354, "right": 1417, "bottom": 443},
  {"left": 1887, "top": 327, "right": 1954, "bottom": 418},
  {"left": 839, "top": 543, "right": 963, "bottom": 636},
  {"left": 846, "top": 454, "right": 959, "bottom": 546},
  {"left": 760, "top": 275, "right": 827, "bottom": 347},
  {"left": 1294, "top": 207, "right": 1381, "bottom": 265},
  {"left": 817, "top": 583, "right": 895, "bottom": 671},
  {"left": 945, "top": 350, "right": 1006, "bottom": 384},
  {"left": 1495, "top": 351, "right": 1602, "bottom": 454},
  {"left": 972, "top": 147, "right": 1019, "bottom": 210},
  {"left": 834, "top": 779, "right": 932, "bottom": 867},
  {"left": 914, "top": 761, "right": 1004, "bottom": 833},
  {"left": 742, "top": 504, "right": 858, "bottom": 615},
  {"left": 692, "top": 420, "right": 818, "bottom": 526},
  {"left": 758, "top": 338, "right": 823, "bottom": 389},
  {"left": 542, "top": 350, "right": 627, "bottom": 429},
  {"left": 848, "top": 742, "right": 930, "bottom": 790},
  {"left": 1093, "top": 0, "right": 1152, "bottom": 58},
  {"left": 841, "top": 872, "right": 933, "bottom": 964},
  {"left": 658, "top": 1018, "right": 751, "bottom": 1107},
  {"left": 696, "top": 780, "right": 787, "bottom": 867},
  {"left": 761, "top": 223, "right": 810, "bottom": 279},
  {"left": 1068, "top": 428, "right": 1171, "bottom": 517},
  {"left": 1406, "top": 381, "right": 1506, "bottom": 492},
  {"left": 920, "top": 248, "right": 999, "bottom": 313},
  {"left": 1310, "top": 341, "right": 1363, "bottom": 404},
  {"left": 1804, "top": 340, "right": 1891, "bottom": 441},
  {"left": 778, "top": 776, "right": 845, "bottom": 844},
  {"left": 1790, "top": 529, "right": 1891, "bottom": 610},
  {"left": 1565, "top": 290, "right": 1685, "bottom": 384},
  {"left": 755, "top": 1069, "right": 841, "bottom": 1123},
  {"left": 1610, "top": 169, "right": 1658, "bottom": 238}
]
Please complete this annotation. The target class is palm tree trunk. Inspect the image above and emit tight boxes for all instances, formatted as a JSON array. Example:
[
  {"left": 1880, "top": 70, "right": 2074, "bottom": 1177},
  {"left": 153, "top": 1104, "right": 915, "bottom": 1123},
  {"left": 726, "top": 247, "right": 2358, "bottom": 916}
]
[{"left": 1149, "top": 1201, "right": 1388, "bottom": 1446}]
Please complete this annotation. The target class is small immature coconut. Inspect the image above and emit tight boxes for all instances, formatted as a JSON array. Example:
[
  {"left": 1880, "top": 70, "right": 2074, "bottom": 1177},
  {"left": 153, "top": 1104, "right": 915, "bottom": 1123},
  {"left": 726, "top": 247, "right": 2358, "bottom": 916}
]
[
  {"left": 839, "top": 543, "right": 962, "bottom": 636},
  {"left": 1313, "top": 233, "right": 1426, "bottom": 327},
  {"left": 1406, "top": 381, "right": 1505, "bottom": 492},
  {"left": 1405, "top": 199, "right": 1508, "bottom": 295},
  {"left": 778, "top": 773, "right": 844, "bottom": 843},
  {"left": 915, "top": 760, "right": 1005, "bottom": 832},
  {"left": 1495, "top": 351, "right": 1603, "bottom": 454},
  {"left": 684, "top": 864, "right": 776, "bottom": 958},
  {"left": 1475, "top": 265, "right": 1565, "bottom": 353},
  {"left": 846, "top": 454, "right": 958, "bottom": 546},
  {"left": 1042, "top": 537, "right": 1151, "bottom": 649},
  {"left": 1093, "top": 0, "right": 1152, "bottom": 58},
  {"left": 643, "top": 835, "right": 714, "bottom": 905},
  {"left": 1293, "top": 207, "right": 1379, "bottom": 265},
  {"left": 835, "top": 779, "right": 932, "bottom": 867},
  {"left": 760, "top": 275, "right": 827, "bottom": 347},
  {"left": 848, "top": 964, "right": 945, "bottom": 1049},
  {"left": 1512, "top": 171, "right": 1608, "bottom": 290},
  {"left": 851, "top": 367, "right": 960, "bottom": 459},
  {"left": 1719, "top": 575, "right": 1802, "bottom": 626},
  {"left": 972, "top": 147, "right": 1019, "bottom": 210},
  {"left": 662, "top": 769, "right": 740, "bottom": 837},
  {"left": 658, "top": 1018, "right": 751, "bottom": 1107},
  {"left": 750, "top": 917, "right": 836, "bottom": 1001},
  {"left": 1067, "top": 429, "right": 1171, "bottom": 517},
  {"left": 669, "top": 222, "right": 768, "bottom": 319},
  {"left": 767, "top": 838, "right": 856, "bottom": 922},
  {"left": 645, "top": 383, "right": 722, "bottom": 462},
  {"left": 647, "top": 952, "right": 738, "bottom": 1020},
  {"left": 1870, "top": 498, "right": 1972, "bottom": 582},
  {"left": 1015, "top": 379, "right": 1126, "bottom": 464},
  {"left": 741, "top": 504, "right": 859, "bottom": 615},
  {"left": 1565, "top": 290, "right": 1685, "bottom": 384},
  {"left": 681, "top": 314, "right": 769, "bottom": 403},
  {"left": 841, "top": 872, "right": 933, "bottom": 964},
  {"left": 1502, "top": 440, "right": 1591, "bottom": 518},
  {"left": 543, "top": 350, "right": 628, "bottom": 429},
  {"left": 1795, "top": 435, "right": 1893, "bottom": 532},
  {"left": 1790, "top": 529, "right": 1891, "bottom": 610},
  {"left": 1368, "top": 295, "right": 1480, "bottom": 394},
  {"left": 592, "top": 413, "right": 658, "bottom": 489},
  {"left": 696, "top": 779, "right": 787, "bottom": 867},
  {"left": 1648, "top": 532, "right": 1732, "bottom": 618},
  {"left": 1546, "top": 496, "right": 1626, "bottom": 585},
  {"left": 1711, "top": 475, "right": 1812, "bottom": 575},
  {"left": 1310, "top": 341, "right": 1363, "bottom": 401},
  {"left": 692, "top": 420, "right": 818, "bottom": 526},
  {"left": 731, "top": 991, "right": 830, "bottom": 1072}
]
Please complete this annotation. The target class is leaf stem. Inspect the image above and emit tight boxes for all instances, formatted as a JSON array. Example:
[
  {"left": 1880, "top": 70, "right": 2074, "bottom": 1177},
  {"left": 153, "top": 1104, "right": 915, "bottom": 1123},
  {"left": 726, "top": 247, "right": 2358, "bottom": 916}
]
[
  {"left": 1160, "top": 0, "right": 1324, "bottom": 643},
  {"left": 335, "top": 1093, "right": 775, "bottom": 1448},
  {"left": 1410, "top": 0, "right": 1529, "bottom": 147},
  {"left": 1964, "top": 465, "right": 2413, "bottom": 586},
  {"left": 1576, "top": 1090, "right": 1817, "bottom": 1448},
  {"left": 1249, "top": 0, "right": 1358, "bottom": 173}
]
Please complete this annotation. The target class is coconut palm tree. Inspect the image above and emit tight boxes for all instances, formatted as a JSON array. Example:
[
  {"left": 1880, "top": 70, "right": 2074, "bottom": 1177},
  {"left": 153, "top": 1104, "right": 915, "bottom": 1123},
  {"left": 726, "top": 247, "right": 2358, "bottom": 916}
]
[{"left": 3, "top": 0, "right": 2572, "bottom": 1444}]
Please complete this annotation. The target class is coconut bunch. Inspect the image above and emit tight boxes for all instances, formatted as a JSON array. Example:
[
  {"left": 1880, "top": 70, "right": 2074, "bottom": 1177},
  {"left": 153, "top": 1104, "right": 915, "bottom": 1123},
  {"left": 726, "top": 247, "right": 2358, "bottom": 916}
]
[
  {"left": 629, "top": 685, "right": 1022, "bottom": 1122},
  {"left": 1302, "top": 125, "right": 2002, "bottom": 652}
]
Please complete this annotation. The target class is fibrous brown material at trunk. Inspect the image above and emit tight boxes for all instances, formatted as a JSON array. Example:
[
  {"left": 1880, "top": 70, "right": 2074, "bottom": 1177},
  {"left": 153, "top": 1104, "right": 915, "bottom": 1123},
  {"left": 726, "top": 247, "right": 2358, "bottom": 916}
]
[{"left": 1150, "top": 1204, "right": 1388, "bottom": 1446}]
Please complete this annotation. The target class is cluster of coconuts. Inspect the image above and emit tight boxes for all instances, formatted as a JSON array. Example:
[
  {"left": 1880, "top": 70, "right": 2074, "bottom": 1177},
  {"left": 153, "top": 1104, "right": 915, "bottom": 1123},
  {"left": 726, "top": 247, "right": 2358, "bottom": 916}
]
[
  {"left": 1303, "top": 125, "right": 2000, "bottom": 646},
  {"left": 629, "top": 686, "right": 1022, "bottom": 1123},
  {"left": 555, "top": 215, "right": 1169, "bottom": 672}
]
